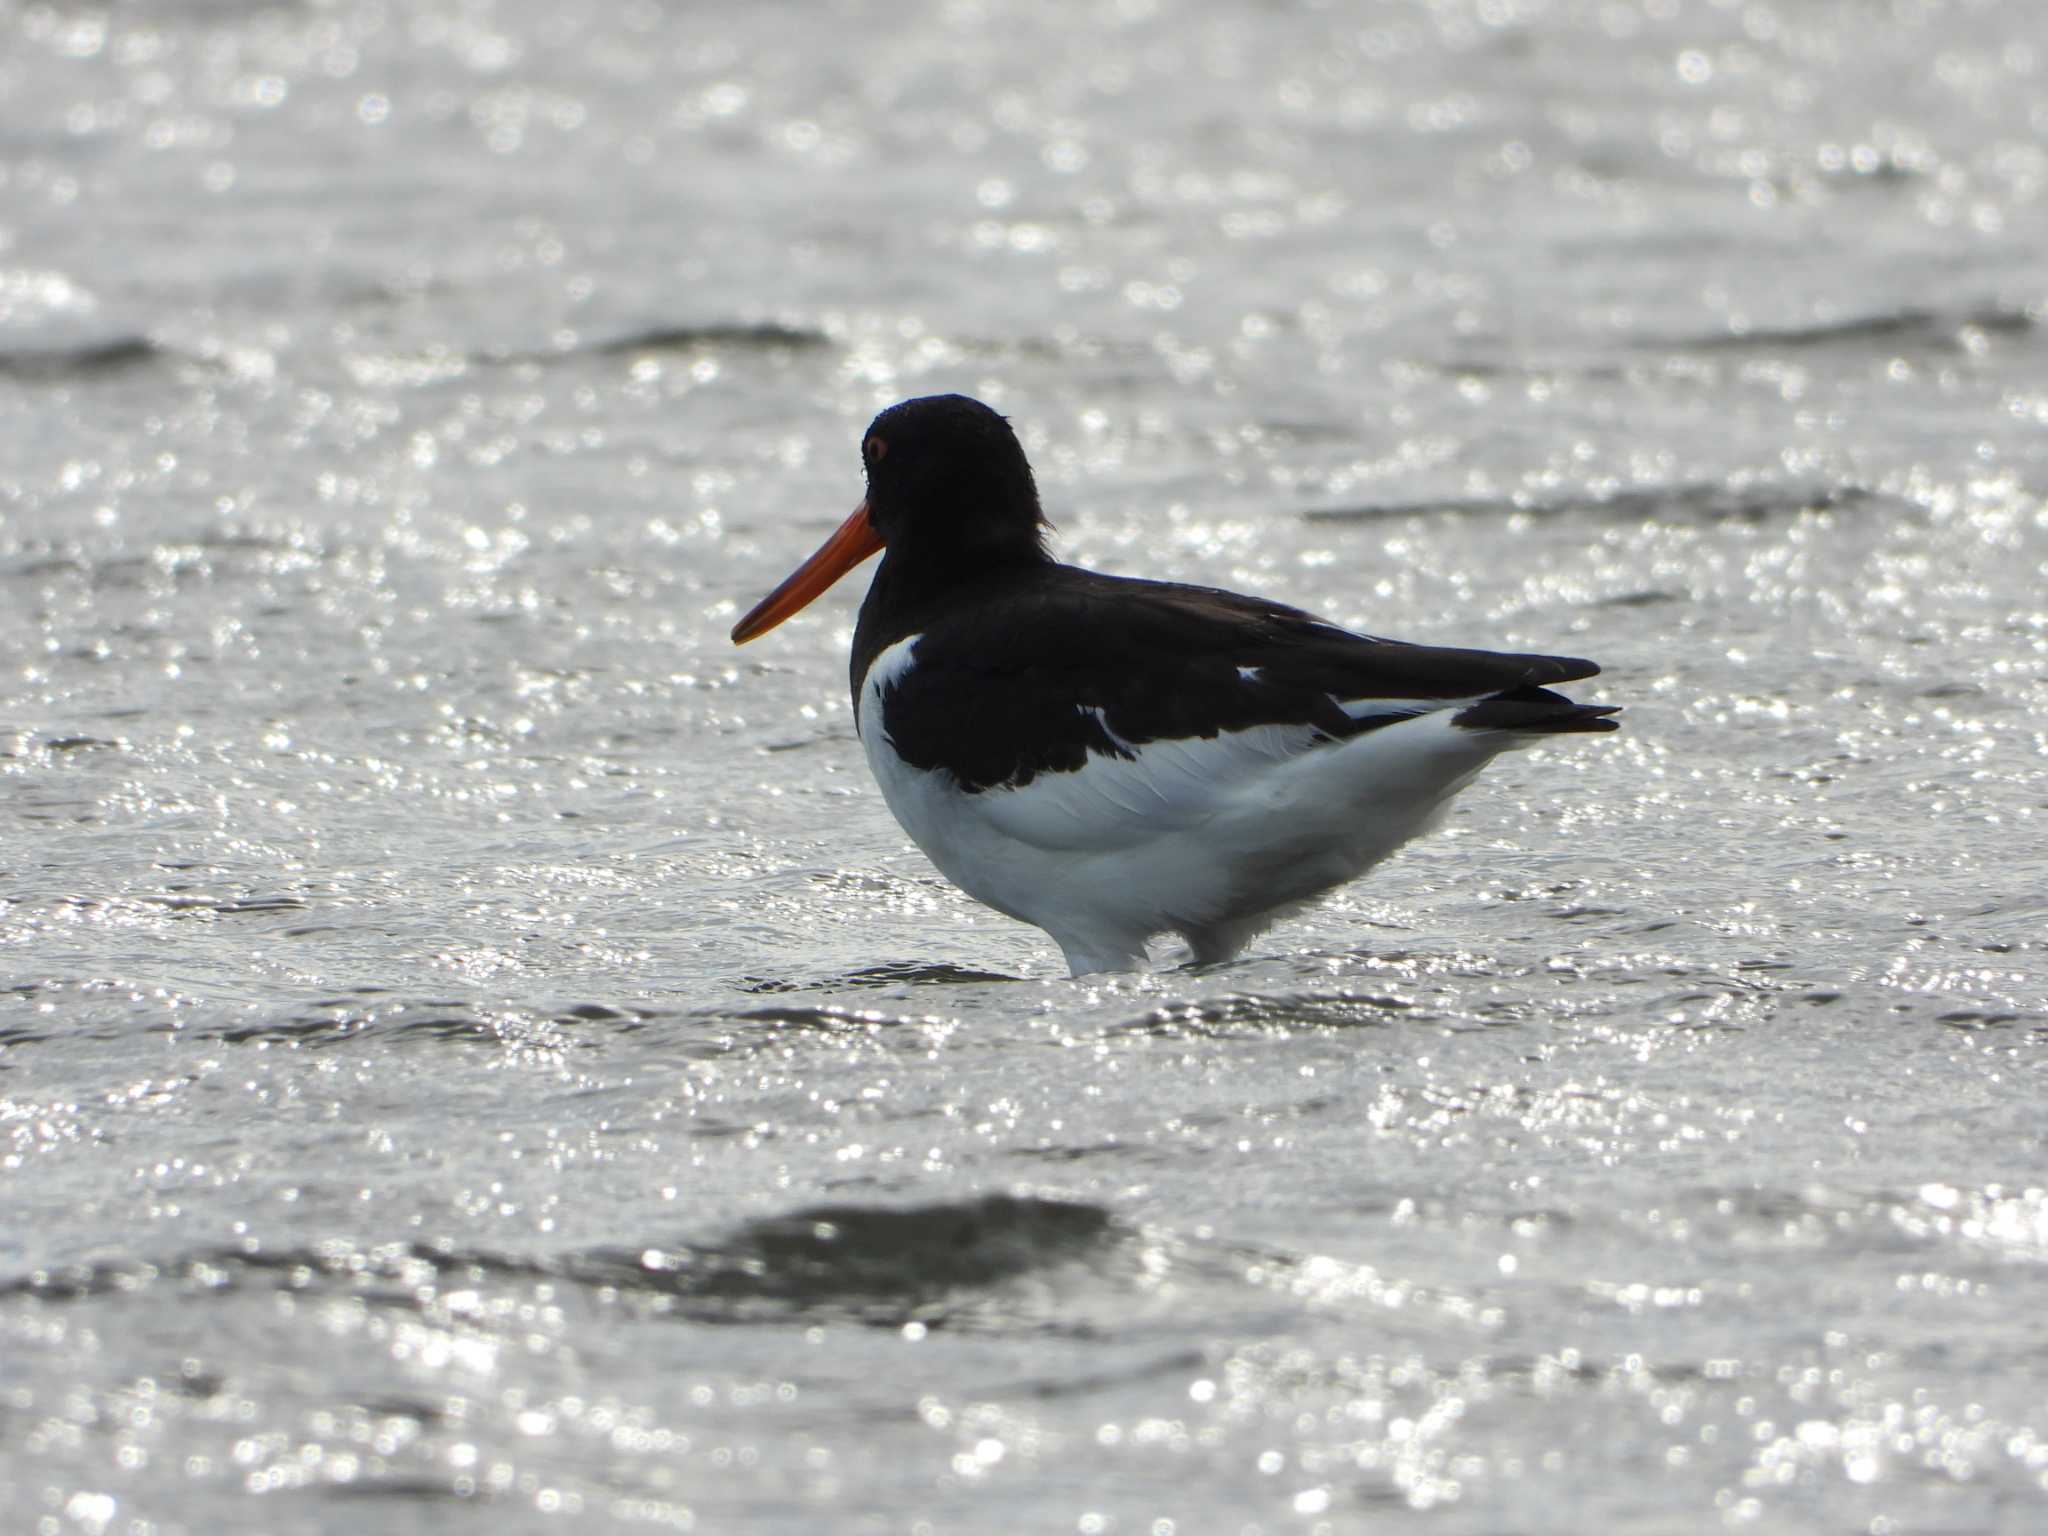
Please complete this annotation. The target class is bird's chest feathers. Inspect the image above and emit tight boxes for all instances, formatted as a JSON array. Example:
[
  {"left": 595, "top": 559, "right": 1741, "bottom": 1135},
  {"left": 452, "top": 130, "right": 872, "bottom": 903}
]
[
  {"left": 855, "top": 635, "right": 1033, "bottom": 889},
  {"left": 856, "top": 634, "right": 1079, "bottom": 927},
  {"left": 856, "top": 635, "right": 950, "bottom": 838}
]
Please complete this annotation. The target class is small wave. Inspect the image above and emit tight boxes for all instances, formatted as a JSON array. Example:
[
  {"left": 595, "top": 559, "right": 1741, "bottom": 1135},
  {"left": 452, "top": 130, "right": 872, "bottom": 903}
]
[
  {"left": 555, "top": 1001, "right": 657, "bottom": 1023},
  {"left": 739, "top": 960, "right": 1020, "bottom": 993},
  {"left": 1301, "top": 497, "right": 1507, "bottom": 524},
  {"left": 0, "top": 335, "right": 164, "bottom": 380},
  {"left": 180, "top": 995, "right": 670, "bottom": 1051},
  {"left": 587, "top": 321, "right": 830, "bottom": 354},
  {"left": 1937, "top": 1009, "right": 2044, "bottom": 1031},
  {"left": 1665, "top": 303, "right": 2034, "bottom": 354},
  {"left": 341, "top": 321, "right": 833, "bottom": 386},
  {"left": 0, "top": 1242, "right": 548, "bottom": 1303},
  {"left": 191, "top": 994, "right": 603, "bottom": 1049},
  {"left": 484, "top": 320, "right": 831, "bottom": 368},
  {"left": 1117, "top": 990, "right": 1421, "bottom": 1038},
  {"left": 721, "top": 1003, "right": 903, "bottom": 1031},
  {"left": 320, "top": 1479, "right": 473, "bottom": 1505},
  {"left": 1592, "top": 588, "right": 1685, "bottom": 608},
  {"left": 1305, "top": 481, "right": 1879, "bottom": 526},
  {"left": 146, "top": 892, "right": 310, "bottom": 917}
]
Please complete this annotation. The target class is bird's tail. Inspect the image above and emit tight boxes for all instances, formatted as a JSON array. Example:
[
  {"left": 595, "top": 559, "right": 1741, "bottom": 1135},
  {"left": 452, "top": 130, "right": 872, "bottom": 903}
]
[{"left": 1452, "top": 684, "right": 1621, "bottom": 735}]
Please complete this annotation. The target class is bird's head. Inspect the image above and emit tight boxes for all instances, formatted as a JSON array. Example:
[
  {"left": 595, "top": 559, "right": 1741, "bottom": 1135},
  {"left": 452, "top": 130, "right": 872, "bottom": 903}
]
[{"left": 731, "top": 394, "right": 1048, "bottom": 644}]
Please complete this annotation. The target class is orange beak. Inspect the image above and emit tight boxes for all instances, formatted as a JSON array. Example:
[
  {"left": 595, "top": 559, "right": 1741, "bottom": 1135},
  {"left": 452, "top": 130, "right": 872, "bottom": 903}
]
[{"left": 730, "top": 500, "right": 885, "bottom": 644}]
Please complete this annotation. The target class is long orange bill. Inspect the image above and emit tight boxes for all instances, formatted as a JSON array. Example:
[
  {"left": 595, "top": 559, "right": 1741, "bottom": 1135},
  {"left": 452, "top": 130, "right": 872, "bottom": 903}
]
[{"left": 730, "top": 499, "right": 884, "bottom": 644}]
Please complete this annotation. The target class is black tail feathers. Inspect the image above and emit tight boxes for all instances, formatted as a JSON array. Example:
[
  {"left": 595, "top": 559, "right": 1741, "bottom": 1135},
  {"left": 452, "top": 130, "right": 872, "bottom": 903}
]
[{"left": 1452, "top": 683, "right": 1621, "bottom": 735}]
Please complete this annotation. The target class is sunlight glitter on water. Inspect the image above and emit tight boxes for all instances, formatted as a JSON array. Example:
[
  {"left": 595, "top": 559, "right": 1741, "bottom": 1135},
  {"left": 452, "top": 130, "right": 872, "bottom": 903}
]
[{"left": 5, "top": 0, "right": 2048, "bottom": 1530}]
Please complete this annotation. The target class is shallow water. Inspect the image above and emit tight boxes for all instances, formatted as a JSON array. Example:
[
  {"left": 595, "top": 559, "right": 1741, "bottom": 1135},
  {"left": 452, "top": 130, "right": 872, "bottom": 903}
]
[{"left": 4, "top": 1, "right": 2046, "bottom": 1532}]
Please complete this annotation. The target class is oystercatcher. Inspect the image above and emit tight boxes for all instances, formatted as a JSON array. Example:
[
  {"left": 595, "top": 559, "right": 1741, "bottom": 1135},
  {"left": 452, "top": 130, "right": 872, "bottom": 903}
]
[{"left": 733, "top": 394, "right": 1618, "bottom": 975}]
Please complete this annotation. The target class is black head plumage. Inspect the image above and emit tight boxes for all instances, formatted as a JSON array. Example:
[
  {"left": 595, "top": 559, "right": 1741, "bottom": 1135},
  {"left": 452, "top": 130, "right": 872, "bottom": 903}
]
[{"left": 860, "top": 395, "right": 1050, "bottom": 565}]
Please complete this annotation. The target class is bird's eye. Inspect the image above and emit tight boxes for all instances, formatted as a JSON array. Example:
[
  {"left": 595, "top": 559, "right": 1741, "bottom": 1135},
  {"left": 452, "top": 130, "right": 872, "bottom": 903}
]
[{"left": 864, "top": 436, "right": 888, "bottom": 465}]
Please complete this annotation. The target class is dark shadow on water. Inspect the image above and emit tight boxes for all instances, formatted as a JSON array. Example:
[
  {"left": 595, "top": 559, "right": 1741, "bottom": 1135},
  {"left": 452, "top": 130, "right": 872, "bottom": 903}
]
[
  {"left": 1, "top": 1193, "right": 1120, "bottom": 1334},
  {"left": 575, "top": 1194, "right": 1113, "bottom": 1319}
]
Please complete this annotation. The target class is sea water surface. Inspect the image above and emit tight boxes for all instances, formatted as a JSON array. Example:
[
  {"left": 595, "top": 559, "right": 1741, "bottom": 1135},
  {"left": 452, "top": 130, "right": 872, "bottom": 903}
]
[{"left": 3, "top": 1, "right": 2046, "bottom": 1532}]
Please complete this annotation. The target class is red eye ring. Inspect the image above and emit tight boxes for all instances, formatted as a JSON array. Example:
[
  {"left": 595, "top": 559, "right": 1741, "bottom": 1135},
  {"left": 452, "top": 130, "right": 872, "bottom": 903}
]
[{"left": 864, "top": 436, "right": 888, "bottom": 464}]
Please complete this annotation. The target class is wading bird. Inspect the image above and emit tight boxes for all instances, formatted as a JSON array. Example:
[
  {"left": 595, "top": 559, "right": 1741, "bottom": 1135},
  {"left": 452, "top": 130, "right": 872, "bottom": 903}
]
[{"left": 733, "top": 394, "right": 1618, "bottom": 975}]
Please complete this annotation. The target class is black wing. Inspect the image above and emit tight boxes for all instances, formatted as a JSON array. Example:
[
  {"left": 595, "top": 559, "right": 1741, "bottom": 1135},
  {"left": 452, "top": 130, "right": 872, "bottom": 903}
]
[{"left": 865, "top": 566, "right": 1613, "bottom": 793}]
